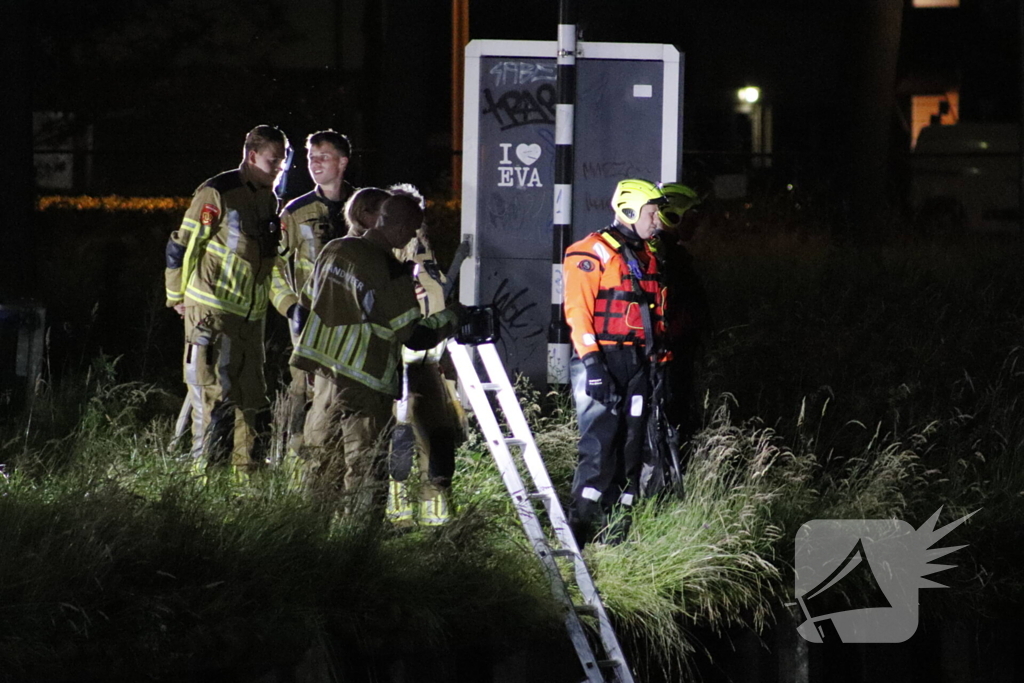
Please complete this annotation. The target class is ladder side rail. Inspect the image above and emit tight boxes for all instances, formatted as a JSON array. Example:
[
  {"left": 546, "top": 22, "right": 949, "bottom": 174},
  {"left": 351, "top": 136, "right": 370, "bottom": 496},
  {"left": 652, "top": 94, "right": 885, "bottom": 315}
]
[
  {"left": 476, "top": 344, "right": 586, "bottom": 563},
  {"left": 477, "top": 343, "right": 565, "bottom": 496},
  {"left": 475, "top": 344, "right": 635, "bottom": 683},
  {"left": 476, "top": 344, "right": 610, "bottom": 579},
  {"left": 446, "top": 342, "right": 606, "bottom": 683},
  {"left": 446, "top": 342, "right": 551, "bottom": 546}
]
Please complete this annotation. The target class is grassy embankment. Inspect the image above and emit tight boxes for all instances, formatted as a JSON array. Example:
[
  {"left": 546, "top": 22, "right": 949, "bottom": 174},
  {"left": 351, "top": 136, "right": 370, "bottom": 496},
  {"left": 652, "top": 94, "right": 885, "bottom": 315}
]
[{"left": 2, "top": 202, "right": 1022, "bottom": 680}]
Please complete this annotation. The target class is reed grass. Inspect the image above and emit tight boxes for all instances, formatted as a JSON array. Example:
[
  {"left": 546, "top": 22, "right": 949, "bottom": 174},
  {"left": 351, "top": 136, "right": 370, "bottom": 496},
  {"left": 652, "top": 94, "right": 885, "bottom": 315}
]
[
  {"left": 3, "top": 223, "right": 1022, "bottom": 680},
  {"left": 0, "top": 371, "right": 560, "bottom": 680}
]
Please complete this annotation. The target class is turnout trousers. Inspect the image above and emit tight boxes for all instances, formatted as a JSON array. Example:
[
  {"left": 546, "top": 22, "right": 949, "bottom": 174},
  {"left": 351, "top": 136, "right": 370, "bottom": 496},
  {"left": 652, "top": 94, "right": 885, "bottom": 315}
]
[
  {"left": 284, "top": 365, "right": 314, "bottom": 459},
  {"left": 569, "top": 347, "right": 652, "bottom": 525},
  {"left": 386, "top": 361, "right": 462, "bottom": 526},
  {"left": 183, "top": 305, "right": 269, "bottom": 471},
  {"left": 302, "top": 374, "right": 394, "bottom": 515}
]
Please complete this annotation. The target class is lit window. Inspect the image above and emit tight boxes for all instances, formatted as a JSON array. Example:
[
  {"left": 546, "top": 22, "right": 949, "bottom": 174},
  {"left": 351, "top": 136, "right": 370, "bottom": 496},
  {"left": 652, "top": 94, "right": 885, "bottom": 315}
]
[
  {"left": 911, "top": 91, "right": 959, "bottom": 148},
  {"left": 913, "top": 0, "right": 958, "bottom": 8}
]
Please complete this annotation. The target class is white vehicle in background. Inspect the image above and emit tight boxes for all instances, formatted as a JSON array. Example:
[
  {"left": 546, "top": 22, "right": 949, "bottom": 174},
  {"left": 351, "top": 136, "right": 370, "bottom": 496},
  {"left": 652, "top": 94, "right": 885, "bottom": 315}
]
[{"left": 910, "top": 123, "right": 1020, "bottom": 234}]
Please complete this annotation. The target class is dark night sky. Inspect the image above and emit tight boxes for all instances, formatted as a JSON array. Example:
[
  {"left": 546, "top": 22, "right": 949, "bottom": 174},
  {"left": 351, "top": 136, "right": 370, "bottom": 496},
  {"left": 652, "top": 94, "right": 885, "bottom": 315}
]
[
  {"left": 14, "top": 0, "right": 1021, "bottom": 197},
  {"left": 1, "top": 0, "right": 1019, "bottom": 292},
  {"left": 1, "top": 0, "right": 1015, "bottom": 297}
]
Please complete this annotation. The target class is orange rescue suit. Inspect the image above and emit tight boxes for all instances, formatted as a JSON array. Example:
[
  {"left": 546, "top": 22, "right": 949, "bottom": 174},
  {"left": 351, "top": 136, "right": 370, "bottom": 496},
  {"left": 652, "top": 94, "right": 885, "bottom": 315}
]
[{"left": 563, "top": 227, "right": 668, "bottom": 359}]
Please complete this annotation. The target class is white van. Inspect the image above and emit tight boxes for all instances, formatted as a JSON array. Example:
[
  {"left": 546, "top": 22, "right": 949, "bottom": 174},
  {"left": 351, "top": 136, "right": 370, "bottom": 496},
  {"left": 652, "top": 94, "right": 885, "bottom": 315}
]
[{"left": 911, "top": 123, "right": 1019, "bottom": 233}]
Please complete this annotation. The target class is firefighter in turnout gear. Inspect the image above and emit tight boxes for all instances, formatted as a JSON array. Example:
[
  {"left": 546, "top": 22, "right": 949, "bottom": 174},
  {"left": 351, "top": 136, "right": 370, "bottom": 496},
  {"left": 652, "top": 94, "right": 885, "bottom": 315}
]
[
  {"left": 165, "top": 125, "right": 291, "bottom": 475},
  {"left": 384, "top": 185, "right": 465, "bottom": 527},
  {"left": 290, "top": 194, "right": 460, "bottom": 517},
  {"left": 269, "top": 130, "right": 356, "bottom": 462},
  {"left": 562, "top": 178, "right": 670, "bottom": 545}
]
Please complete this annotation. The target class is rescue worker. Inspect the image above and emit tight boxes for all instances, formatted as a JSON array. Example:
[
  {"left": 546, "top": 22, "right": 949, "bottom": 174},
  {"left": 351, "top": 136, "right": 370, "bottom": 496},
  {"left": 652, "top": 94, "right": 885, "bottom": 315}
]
[
  {"left": 656, "top": 183, "right": 712, "bottom": 440},
  {"left": 269, "top": 130, "right": 356, "bottom": 461},
  {"left": 164, "top": 124, "right": 291, "bottom": 475},
  {"left": 290, "top": 194, "right": 461, "bottom": 517},
  {"left": 343, "top": 186, "right": 391, "bottom": 237},
  {"left": 384, "top": 184, "right": 464, "bottom": 527},
  {"left": 562, "top": 178, "right": 670, "bottom": 545}
]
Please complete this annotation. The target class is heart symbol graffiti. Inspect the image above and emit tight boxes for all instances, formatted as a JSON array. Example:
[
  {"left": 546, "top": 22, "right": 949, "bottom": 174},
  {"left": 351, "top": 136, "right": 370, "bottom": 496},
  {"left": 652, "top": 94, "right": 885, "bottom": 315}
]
[{"left": 515, "top": 143, "right": 542, "bottom": 166}]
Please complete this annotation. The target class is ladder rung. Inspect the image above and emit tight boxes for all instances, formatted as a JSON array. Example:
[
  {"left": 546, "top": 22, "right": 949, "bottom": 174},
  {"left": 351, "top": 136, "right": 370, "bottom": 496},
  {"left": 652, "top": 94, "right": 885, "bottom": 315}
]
[
  {"left": 551, "top": 548, "right": 578, "bottom": 559},
  {"left": 573, "top": 604, "right": 598, "bottom": 617},
  {"left": 597, "top": 659, "right": 623, "bottom": 670},
  {"left": 505, "top": 438, "right": 526, "bottom": 448},
  {"left": 527, "top": 491, "right": 549, "bottom": 501},
  {"left": 480, "top": 382, "right": 502, "bottom": 391}
]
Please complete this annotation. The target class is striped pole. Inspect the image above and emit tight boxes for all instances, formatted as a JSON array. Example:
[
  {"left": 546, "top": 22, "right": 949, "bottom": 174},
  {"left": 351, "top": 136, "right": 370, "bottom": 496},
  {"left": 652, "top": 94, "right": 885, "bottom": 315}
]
[{"left": 547, "top": 0, "right": 576, "bottom": 385}]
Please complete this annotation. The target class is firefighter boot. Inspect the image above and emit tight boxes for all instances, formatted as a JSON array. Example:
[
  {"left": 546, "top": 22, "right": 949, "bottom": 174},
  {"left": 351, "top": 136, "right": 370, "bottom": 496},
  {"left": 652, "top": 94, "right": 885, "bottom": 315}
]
[
  {"left": 386, "top": 478, "right": 416, "bottom": 527},
  {"left": 418, "top": 487, "right": 452, "bottom": 527}
]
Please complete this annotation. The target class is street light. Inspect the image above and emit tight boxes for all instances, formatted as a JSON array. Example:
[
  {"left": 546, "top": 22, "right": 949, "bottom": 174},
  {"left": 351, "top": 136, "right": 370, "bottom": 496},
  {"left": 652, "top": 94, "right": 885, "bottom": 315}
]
[
  {"left": 735, "top": 86, "right": 771, "bottom": 168},
  {"left": 737, "top": 86, "right": 761, "bottom": 105}
]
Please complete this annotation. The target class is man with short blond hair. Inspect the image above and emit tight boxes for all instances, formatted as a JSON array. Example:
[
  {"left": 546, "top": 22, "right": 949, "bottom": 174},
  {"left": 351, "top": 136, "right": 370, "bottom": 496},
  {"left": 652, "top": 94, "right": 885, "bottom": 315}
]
[{"left": 270, "top": 129, "right": 357, "bottom": 460}]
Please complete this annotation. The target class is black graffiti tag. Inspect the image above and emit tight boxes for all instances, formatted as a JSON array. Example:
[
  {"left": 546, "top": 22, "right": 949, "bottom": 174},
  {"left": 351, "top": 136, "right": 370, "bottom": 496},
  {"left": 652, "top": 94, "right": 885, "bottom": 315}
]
[
  {"left": 482, "top": 84, "right": 556, "bottom": 131},
  {"left": 580, "top": 160, "right": 654, "bottom": 180},
  {"left": 491, "top": 278, "right": 543, "bottom": 340}
]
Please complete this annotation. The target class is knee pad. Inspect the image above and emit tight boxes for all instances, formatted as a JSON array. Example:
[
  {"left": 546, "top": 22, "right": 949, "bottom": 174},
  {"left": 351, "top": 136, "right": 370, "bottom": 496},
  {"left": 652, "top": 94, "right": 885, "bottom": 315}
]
[
  {"left": 389, "top": 423, "right": 415, "bottom": 481},
  {"left": 205, "top": 400, "right": 236, "bottom": 465},
  {"left": 251, "top": 407, "right": 273, "bottom": 464},
  {"left": 289, "top": 399, "right": 309, "bottom": 435}
]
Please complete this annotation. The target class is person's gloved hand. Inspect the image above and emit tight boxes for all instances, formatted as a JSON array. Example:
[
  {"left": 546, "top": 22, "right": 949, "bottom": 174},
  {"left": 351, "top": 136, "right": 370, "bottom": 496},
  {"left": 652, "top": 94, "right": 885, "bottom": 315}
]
[
  {"left": 447, "top": 300, "right": 467, "bottom": 322},
  {"left": 581, "top": 352, "right": 617, "bottom": 405},
  {"left": 289, "top": 303, "right": 309, "bottom": 340}
]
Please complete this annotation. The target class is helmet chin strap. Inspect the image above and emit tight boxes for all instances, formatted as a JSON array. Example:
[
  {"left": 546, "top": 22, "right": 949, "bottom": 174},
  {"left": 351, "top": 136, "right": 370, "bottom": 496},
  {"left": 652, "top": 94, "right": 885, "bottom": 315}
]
[{"left": 613, "top": 220, "right": 644, "bottom": 244}]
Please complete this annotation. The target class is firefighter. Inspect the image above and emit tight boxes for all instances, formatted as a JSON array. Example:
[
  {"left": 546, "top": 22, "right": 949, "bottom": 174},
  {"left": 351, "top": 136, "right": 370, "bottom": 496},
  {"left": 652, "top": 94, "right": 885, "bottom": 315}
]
[
  {"left": 164, "top": 125, "right": 291, "bottom": 475},
  {"left": 562, "top": 178, "right": 670, "bottom": 544},
  {"left": 343, "top": 186, "right": 391, "bottom": 237},
  {"left": 655, "top": 183, "right": 712, "bottom": 441},
  {"left": 269, "top": 130, "right": 356, "bottom": 462},
  {"left": 290, "top": 194, "right": 461, "bottom": 517},
  {"left": 384, "top": 184, "right": 465, "bottom": 527}
]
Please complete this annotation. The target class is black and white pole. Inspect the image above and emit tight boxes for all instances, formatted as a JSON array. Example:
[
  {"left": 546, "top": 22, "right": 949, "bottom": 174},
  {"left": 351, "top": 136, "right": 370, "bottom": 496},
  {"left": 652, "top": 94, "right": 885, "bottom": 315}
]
[{"left": 548, "top": 0, "right": 576, "bottom": 385}]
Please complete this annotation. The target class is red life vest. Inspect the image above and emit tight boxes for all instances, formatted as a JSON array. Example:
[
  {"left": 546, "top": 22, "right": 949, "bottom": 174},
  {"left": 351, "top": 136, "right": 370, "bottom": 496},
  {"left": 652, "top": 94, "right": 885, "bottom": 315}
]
[{"left": 590, "top": 229, "right": 667, "bottom": 348}]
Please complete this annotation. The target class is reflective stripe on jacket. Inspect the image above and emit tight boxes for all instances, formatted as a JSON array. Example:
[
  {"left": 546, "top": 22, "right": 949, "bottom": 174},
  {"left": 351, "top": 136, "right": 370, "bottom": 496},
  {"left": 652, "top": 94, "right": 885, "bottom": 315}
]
[
  {"left": 269, "top": 183, "right": 354, "bottom": 315},
  {"left": 563, "top": 226, "right": 667, "bottom": 358},
  {"left": 399, "top": 236, "right": 448, "bottom": 365},
  {"left": 164, "top": 164, "right": 281, "bottom": 320}
]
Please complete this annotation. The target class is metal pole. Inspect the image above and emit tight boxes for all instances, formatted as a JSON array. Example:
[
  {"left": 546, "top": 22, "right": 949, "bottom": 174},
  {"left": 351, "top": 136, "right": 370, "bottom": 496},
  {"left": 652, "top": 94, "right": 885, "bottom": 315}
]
[
  {"left": 1019, "top": 0, "right": 1024, "bottom": 239},
  {"left": 548, "top": 0, "right": 576, "bottom": 385},
  {"left": 451, "top": 0, "right": 469, "bottom": 194}
]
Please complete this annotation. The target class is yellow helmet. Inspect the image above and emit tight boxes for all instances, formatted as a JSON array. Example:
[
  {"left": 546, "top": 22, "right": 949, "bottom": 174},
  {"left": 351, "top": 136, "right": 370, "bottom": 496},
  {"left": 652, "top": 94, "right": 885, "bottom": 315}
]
[
  {"left": 610, "top": 179, "right": 666, "bottom": 226},
  {"left": 657, "top": 182, "right": 701, "bottom": 229}
]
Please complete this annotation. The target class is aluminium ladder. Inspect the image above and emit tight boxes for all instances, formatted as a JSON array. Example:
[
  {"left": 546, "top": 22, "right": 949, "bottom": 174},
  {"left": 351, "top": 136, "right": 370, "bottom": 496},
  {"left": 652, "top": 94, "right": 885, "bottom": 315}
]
[{"left": 446, "top": 340, "right": 634, "bottom": 683}]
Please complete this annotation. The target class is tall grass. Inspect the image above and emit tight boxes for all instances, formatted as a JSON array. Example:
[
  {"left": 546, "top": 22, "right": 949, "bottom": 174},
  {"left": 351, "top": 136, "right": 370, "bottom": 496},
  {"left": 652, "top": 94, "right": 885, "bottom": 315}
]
[
  {"left": 4, "top": 224, "right": 1022, "bottom": 680},
  {"left": 0, "top": 370, "right": 561, "bottom": 681},
  {"left": 588, "top": 398, "right": 788, "bottom": 678}
]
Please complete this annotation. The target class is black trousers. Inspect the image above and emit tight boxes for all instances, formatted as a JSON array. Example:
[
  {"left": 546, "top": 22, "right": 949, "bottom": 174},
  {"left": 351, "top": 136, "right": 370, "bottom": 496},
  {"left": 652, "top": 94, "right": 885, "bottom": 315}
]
[{"left": 569, "top": 347, "right": 651, "bottom": 523}]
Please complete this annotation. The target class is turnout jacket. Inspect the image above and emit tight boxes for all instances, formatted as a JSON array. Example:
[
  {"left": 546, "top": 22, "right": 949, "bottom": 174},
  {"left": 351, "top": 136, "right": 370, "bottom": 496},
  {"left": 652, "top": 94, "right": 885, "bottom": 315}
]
[
  {"left": 291, "top": 232, "right": 458, "bottom": 396},
  {"left": 563, "top": 225, "right": 668, "bottom": 359},
  {"left": 396, "top": 232, "right": 449, "bottom": 364},
  {"left": 165, "top": 163, "right": 283, "bottom": 320},
  {"left": 269, "top": 182, "right": 355, "bottom": 315}
]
